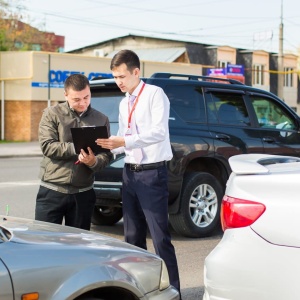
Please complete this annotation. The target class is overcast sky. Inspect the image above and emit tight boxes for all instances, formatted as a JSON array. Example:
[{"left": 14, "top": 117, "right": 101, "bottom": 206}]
[{"left": 22, "top": 0, "right": 300, "bottom": 54}]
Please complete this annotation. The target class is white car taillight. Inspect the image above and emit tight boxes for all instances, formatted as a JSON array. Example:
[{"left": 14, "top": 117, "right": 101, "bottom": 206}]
[{"left": 221, "top": 195, "right": 266, "bottom": 231}]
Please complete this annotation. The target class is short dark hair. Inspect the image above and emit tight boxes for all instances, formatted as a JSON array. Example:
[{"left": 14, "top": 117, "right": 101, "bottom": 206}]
[
  {"left": 64, "top": 74, "right": 90, "bottom": 92},
  {"left": 110, "top": 49, "right": 140, "bottom": 72}
]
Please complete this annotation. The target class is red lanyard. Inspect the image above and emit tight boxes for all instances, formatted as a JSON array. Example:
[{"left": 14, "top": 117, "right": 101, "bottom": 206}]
[{"left": 127, "top": 82, "right": 146, "bottom": 128}]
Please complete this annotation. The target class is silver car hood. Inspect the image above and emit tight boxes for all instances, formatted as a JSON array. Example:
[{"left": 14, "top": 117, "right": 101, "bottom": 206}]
[
  {"left": 0, "top": 216, "right": 165, "bottom": 300},
  {"left": 0, "top": 215, "right": 145, "bottom": 251}
]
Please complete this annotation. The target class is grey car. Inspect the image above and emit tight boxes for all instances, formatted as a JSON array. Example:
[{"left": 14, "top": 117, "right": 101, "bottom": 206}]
[{"left": 0, "top": 216, "right": 179, "bottom": 300}]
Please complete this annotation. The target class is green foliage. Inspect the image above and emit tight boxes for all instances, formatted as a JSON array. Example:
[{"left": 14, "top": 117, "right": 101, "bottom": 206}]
[
  {"left": 0, "top": 29, "right": 8, "bottom": 50},
  {"left": 0, "top": 0, "right": 50, "bottom": 51}
]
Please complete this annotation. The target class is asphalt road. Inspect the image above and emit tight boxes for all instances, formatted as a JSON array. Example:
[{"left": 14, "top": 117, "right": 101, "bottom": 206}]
[{"left": 0, "top": 156, "right": 223, "bottom": 300}]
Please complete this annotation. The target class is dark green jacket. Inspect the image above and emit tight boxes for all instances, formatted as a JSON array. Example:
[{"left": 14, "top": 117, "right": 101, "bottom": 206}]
[{"left": 38, "top": 101, "right": 112, "bottom": 194}]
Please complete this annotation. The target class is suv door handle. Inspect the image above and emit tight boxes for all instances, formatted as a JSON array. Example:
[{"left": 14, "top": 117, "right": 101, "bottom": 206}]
[
  {"left": 262, "top": 137, "right": 275, "bottom": 143},
  {"left": 215, "top": 134, "right": 230, "bottom": 141}
]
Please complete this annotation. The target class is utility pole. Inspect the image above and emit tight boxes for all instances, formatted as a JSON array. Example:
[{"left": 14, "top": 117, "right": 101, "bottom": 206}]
[{"left": 278, "top": 0, "right": 284, "bottom": 99}]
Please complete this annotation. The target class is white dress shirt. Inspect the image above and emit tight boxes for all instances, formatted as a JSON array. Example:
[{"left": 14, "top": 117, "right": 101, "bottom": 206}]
[{"left": 112, "top": 80, "right": 173, "bottom": 164}]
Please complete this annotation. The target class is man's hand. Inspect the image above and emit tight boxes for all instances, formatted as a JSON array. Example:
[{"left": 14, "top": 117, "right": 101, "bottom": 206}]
[
  {"left": 96, "top": 136, "right": 125, "bottom": 150},
  {"left": 77, "top": 147, "right": 96, "bottom": 167}
]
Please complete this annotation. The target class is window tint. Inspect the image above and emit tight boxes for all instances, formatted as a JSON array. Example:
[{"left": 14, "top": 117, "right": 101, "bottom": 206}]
[
  {"left": 250, "top": 96, "right": 296, "bottom": 130},
  {"left": 208, "top": 92, "right": 250, "bottom": 126},
  {"left": 91, "top": 91, "right": 123, "bottom": 122},
  {"left": 165, "top": 85, "right": 206, "bottom": 123}
]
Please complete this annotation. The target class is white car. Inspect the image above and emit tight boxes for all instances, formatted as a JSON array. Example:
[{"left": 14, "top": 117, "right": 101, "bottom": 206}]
[{"left": 203, "top": 153, "right": 300, "bottom": 300}]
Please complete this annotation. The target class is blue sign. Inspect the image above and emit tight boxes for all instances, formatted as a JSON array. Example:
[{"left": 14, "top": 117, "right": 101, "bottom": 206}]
[
  {"left": 32, "top": 69, "right": 113, "bottom": 88},
  {"left": 226, "top": 64, "right": 244, "bottom": 76}
]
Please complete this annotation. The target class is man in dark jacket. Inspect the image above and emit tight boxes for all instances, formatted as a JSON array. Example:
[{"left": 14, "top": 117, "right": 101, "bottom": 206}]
[{"left": 35, "top": 74, "right": 112, "bottom": 230}]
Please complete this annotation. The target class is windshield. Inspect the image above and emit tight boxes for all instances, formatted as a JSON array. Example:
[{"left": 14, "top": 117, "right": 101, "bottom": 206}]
[{"left": 91, "top": 91, "right": 123, "bottom": 123}]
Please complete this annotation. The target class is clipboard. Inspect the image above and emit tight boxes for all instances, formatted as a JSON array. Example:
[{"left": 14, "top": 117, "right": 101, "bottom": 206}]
[{"left": 71, "top": 126, "right": 110, "bottom": 154}]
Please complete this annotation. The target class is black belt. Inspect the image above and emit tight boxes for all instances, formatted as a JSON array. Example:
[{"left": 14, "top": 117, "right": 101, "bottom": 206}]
[{"left": 125, "top": 161, "right": 166, "bottom": 172}]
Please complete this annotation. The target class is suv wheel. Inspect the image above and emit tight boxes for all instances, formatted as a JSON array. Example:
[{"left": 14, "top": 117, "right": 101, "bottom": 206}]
[
  {"left": 169, "top": 172, "right": 223, "bottom": 238},
  {"left": 92, "top": 202, "right": 123, "bottom": 225}
]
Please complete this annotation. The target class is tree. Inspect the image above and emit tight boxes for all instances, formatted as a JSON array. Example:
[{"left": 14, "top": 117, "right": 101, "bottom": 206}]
[
  {"left": 0, "top": 29, "right": 8, "bottom": 50},
  {"left": 0, "top": 0, "right": 55, "bottom": 51}
]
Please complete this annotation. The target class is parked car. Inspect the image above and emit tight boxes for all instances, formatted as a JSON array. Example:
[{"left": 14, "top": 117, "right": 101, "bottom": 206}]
[
  {"left": 90, "top": 72, "right": 300, "bottom": 238},
  {"left": 0, "top": 215, "right": 179, "bottom": 300},
  {"left": 203, "top": 153, "right": 300, "bottom": 300}
]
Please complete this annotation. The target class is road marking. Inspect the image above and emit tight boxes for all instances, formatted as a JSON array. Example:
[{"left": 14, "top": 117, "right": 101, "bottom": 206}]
[{"left": 0, "top": 180, "right": 40, "bottom": 188}]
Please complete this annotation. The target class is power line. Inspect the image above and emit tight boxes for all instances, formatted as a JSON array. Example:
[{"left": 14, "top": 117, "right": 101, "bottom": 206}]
[{"left": 19, "top": 0, "right": 300, "bottom": 53}]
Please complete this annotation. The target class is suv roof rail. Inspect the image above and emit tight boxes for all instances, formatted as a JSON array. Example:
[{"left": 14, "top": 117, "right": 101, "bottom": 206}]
[{"left": 150, "top": 72, "right": 244, "bottom": 85}]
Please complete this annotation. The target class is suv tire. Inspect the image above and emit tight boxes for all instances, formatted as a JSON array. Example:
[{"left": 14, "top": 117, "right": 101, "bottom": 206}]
[
  {"left": 169, "top": 172, "right": 223, "bottom": 238},
  {"left": 92, "top": 200, "right": 123, "bottom": 225}
]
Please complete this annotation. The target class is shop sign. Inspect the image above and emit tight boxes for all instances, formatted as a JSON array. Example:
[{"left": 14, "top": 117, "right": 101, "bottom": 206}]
[{"left": 32, "top": 69, "right": 113, "bottom": 88}]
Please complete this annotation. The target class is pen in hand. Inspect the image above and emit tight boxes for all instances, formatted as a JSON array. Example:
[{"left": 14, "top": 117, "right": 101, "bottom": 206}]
[{"left": 75, "top": 147, "right": 94, "bottom": 165}]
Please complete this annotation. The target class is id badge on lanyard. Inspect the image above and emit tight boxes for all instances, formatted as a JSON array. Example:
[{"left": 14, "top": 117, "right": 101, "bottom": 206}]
[{"left": 125, "top": 127, "right": 132, "bottom": 136}]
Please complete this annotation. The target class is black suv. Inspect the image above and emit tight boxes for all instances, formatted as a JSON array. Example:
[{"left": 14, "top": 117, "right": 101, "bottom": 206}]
[{"left": 90, "top": 73, "right": 300, "bottom": 238}]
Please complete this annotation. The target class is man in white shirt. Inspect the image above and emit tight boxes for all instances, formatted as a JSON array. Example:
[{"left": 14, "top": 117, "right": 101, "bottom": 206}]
[{"left": 96, "top": 49, "right": 180, "bottom": 294}]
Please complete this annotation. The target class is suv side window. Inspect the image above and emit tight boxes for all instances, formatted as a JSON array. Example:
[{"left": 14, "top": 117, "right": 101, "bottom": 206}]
[
  {"left": 165, "top": 85, "right": 206, "bottom": 123},
  {"left": 250, "top": 96, "right": 296, "bottom": 130},
  {"left": 207, "top": 91, "right": 250, "bottom": 126}
]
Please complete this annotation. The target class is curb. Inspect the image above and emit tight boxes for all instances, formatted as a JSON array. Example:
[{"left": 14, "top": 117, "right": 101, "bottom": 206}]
[{"left": 0, "top": 154, "right": 43, "bottom": 158}]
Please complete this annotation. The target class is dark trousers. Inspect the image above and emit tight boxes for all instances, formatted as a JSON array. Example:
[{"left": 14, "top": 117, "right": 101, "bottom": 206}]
[
  {"left": 35, "top": 186, "right": 96, "bottom": 230},
  {"left": 122, "top": 164, "right": 180, "bottom": 292}
]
